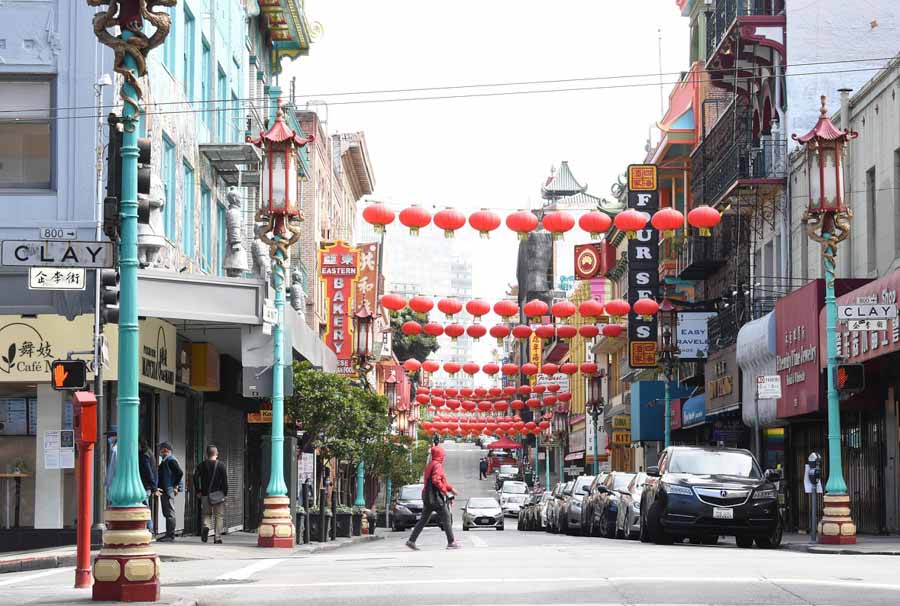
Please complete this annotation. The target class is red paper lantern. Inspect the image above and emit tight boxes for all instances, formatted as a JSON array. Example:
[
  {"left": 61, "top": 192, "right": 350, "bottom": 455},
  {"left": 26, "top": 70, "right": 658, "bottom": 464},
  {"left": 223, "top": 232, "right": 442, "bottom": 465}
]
[
  {"left": 399, "top": 205, "right": 431, "bottom": 236},
  {"left": 579, "top": 325, "right": 600, "bottom": 339},
  {"left": 506, "top": 210, "right": 539, "bottom": 240},
  {"left": 578, "top": 210, "right": 613, "bottom": 239},
  {"left": 417, "top": 387, "right": 430, "bottom": 396},
  {"left": 493, "top": 400, "right": 509, "bottom": 413},
  {"left": 489, "top": 387, "right": 502, "bottom": 397},
  {"left": 533, "top": 384, "right": 546, "bottom": 395},
  {"left": 580, "top": 362, "right": 598, "bottom": 375},
  {"left": 605, "top": 299, "right": 630, "bottom": 318},
  {"left": 423, "top": 322, "right": 443, "bottom": 337},
  {"left": 551, "top": 300, "right": 576, "bottom": 319},
  {"left": 525, "top": 421, "right": 537, "bottom": 433},
  {"left": 651, "top": 207, "right": 685, "bottom": 238},
  {"left": 614, "top": 208, "right": 649, "bottom": 238},
  {"left": 493, "top": 300, "right": 519, "bottom": 319},
  {"left": 543, "top": 395, "right": 558, "bottom": 407},
  {"left": 423, "top": 360, "right": 440, "bottom": 373},
  {"left": 447, "top": 399, "right": 461, "bottom": 410},
  {"left": 602, "top": 324, "right": 624, "bottom": 338},
  {"left": 466, "top": 324, "right": 487, "bottom": 341},
  {"left": 431, "top": 388, "right": 445, "bottom": 397},
  {"left": 547, "top": 383, "right": 561, "bottom": 393},
  {"left": 403, "top": 359, "right": 422, "bottom": 373},
  {"left": 633, "top": 298, "right": 660, "bottom": 320},
  {"left": 465, "top": 299, "right": 491, "bottom": 321},
  {"left": 517, "top": 385, "right": 532, "bottom": 396},
  {"left": 558, "top": 392, "right": 572, "bottom": 402},
  {"left": 542, "top": 211, "right": 575, "bottom": 240},
  {"left": 438, "top": 297, "right": 463, "bottom": 319},
  {"left": 409, "top": 295, "right": 434, "bottom": 316},
  {"left": 535, "top": 324, "right": 556, "bottom": 340},
  {"left": 416, "top": 393, "right": 430, "bottom": 404},
  {"left": 556, "top": 325, "right": 578, "bottom": 340},
  {"left": 688, "top": 205, "right": 721, "bottom": 237},
  {"left": 477, "top": 401, "right": 493, "bottom": 412},
  {"left": 445, "top": 388, "right": 459, "bottom": 397},
  {"left": 461, "top": 388, "right": 474, "bottom": 398},
  {"left": 512, "top": 325, "right": 533, "bottom": 340},
  {"left": 522, "top": 363, "right": 539, "bottom": 376},
  {"left": 539, "top": 420, "right": 551, "bottom": 431},
  {"left": 381, "top": 293, "right": 407, "bottom": 312},
  {"left": 560, "top": 362, "right": 578, "bottom": 375},
  {"left": 524, "top": 299, "right": 549, "bottom": 321},
  {"left": 501, "top": 363, "right": 519, "bottom": 376},
  {"left": 443, "top": 362, "right": 461, "bottom": 375},
  {"left": 542, "top": 363, "right": 559, "bottom": 375},
  {"left": 463, "top": 362, "right": 480, "bottom": 376},
  {"left": 462, "top": 400, "right": 476, "bottom": 411},
  {"left": 482, "top": 363, "right": 500, "bottom": 376},
  {"left": 503, "top": 386, "right": 517, "bottom": 397},
  {"left": 432, "top": 397, "right": 445, "bottom": 407},
  {"left": 490, "top": 324, "right": 510, "bottom": 345},
  {"left": 402, "top": 321, "right": 422, "bottom": 336},
  {"left": 433, "top": 208, "right": 466, "bottom": 238},
  {"left": 510, "top": 399, "right": 525, "bottom": 411},
  {"left": 469, "top": 209, "right": 501, "bottom": 238},
  {"left": 445, "top": 323, "right": 465, "bottom": 341},
  {"left": 579, "top": 299, "right": 604, "bottom": 319},
  {"left": 526, "top": 398, "right": 542, "bottom": 410},
  {"left": 362, "top": 202, "right": 395, "bottom": 233}
]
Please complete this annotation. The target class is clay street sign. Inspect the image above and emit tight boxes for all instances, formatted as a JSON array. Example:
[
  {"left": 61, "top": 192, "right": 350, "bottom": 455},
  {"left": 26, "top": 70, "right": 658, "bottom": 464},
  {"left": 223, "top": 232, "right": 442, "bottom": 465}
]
[{"left": 2, "top": 241, "right": 114, "bottom": 268}]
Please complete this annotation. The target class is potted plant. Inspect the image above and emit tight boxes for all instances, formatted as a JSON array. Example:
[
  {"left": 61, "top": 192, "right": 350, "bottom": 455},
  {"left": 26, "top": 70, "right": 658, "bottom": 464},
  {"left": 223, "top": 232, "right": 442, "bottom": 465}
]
[
  {"left": 351, "top": 507, "right": 365, "bottom": 536},
  {"left": 335, "top": 505, "right": 353, "bottom": 538},
  {"left": 309, "top": 508, "right": 332, "bottom": 542}
]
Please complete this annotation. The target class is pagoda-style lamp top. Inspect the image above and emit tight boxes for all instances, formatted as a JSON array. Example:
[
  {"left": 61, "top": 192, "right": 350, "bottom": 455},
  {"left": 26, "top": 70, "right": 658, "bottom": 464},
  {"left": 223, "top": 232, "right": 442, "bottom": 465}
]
[
  {"left": 792, "top": 95, "right": 858, "bottom": 214},
  {"left": 248, "top": 102, "right": 313, "bottom": 219}
]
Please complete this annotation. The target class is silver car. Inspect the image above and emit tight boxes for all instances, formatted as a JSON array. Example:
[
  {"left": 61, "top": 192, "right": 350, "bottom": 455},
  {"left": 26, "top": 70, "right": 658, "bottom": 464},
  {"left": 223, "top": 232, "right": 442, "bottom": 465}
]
[
  {"left": 463, "top": 497, "right": 504, "bottom": 531},
  {"left": 498, "top": 480, "right": 529, "bottom": 516},
  {"left": 615, "top": 472, "right": 648, "bottom": 539}
]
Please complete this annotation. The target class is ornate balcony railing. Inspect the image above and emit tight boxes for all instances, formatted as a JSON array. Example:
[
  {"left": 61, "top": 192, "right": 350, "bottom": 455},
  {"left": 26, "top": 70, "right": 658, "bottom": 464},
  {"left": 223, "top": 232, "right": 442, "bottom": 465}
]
[
  {"left": 677, "top": 236, "right": 727, "bottom": 280},
  {"left": 706, "top": 0, "right": 785, "bottom": 60}
]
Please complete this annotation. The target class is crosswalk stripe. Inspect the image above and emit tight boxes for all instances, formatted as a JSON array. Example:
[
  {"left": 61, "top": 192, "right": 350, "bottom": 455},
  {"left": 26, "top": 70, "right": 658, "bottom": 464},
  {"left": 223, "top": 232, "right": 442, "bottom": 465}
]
[{"left": 216, "top": 558, "right": 285, "bottom": 580}]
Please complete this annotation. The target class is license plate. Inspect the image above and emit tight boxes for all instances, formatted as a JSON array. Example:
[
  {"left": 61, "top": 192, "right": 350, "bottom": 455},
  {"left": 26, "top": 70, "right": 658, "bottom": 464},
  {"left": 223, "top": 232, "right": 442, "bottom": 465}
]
[{"left": 713, "top": 507, "right": 734, "bottom": 520}]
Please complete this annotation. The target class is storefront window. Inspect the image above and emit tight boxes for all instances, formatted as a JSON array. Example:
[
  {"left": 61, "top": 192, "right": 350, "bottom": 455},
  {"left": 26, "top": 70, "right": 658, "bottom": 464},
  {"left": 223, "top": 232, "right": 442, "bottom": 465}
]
[{"left": 0, "top": 80, "right": 52, "bottom": 189}]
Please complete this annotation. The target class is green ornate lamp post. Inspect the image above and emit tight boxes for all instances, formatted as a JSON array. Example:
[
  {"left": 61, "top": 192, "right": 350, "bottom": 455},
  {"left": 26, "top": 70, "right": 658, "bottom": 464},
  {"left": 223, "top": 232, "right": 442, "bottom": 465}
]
[
  {"left": 657, "top": 298, "right": 678, "bottom": 449},
  {"left": 793, "top": 96, "right": 858, "bottom": 545},
  {"left": 352, "top": 305, "right": 375, "bottom": 508},
  {"left": 88, "top": 1, "right": 173, "bottom": 601},
  {"left": 586, "top": 377, "right": 604, "bottom": 475},
  {"left": 249, "top": 103, "right": 310, "bottom": 547}
]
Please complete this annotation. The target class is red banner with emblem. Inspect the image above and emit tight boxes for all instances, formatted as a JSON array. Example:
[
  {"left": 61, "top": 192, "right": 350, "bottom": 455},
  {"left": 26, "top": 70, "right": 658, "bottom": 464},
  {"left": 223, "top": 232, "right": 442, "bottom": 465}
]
[{"left": 319, "top": 241, "right": 360, "bottom": 375}]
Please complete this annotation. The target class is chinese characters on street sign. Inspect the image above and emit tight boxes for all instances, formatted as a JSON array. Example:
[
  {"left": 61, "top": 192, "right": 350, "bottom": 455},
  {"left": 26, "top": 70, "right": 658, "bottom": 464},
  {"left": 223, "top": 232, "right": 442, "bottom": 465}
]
[{"left": 28, "top": 268, "right": 86, "bottom": 290}]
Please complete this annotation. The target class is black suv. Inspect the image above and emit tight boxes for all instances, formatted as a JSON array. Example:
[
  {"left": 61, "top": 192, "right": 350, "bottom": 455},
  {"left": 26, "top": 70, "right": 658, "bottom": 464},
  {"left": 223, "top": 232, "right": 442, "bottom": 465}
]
[{"left": 640, "top": 446, "right": 782, "bottom": 548}]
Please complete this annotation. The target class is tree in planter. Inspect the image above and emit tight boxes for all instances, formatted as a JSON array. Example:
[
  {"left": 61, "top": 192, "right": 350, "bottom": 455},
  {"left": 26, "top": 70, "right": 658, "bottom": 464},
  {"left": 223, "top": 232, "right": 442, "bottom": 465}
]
[{"left": 391, "top": 308, "right": 439, "bottom": 365}]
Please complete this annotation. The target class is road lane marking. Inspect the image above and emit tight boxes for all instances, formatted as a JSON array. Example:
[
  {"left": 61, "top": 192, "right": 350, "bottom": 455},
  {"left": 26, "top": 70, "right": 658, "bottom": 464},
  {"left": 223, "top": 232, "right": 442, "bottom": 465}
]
[
  {"left": 0, "top": 567, "right": 73, "bottom": 587},
  {"left": 468, "top": 533, "right": 488, "bottom": 548},
  {"left": 217, "top": 558, "right": 285, "bottom": 580}
]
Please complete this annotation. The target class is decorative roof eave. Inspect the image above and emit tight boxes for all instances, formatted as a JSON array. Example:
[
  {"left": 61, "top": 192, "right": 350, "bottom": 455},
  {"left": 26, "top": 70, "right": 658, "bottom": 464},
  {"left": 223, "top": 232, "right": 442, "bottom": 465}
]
[
  {"left": 248, "top": 106, "right": 315, "bottom": 148},
  {"left": 542, "top": 160, "right": 587, "bottom": 199},
  {"left": 793, "top": 96, "right": 859, "bottom": 144},
  {"left": 259, "top": 0, "right": 313, "bottom": 74}
]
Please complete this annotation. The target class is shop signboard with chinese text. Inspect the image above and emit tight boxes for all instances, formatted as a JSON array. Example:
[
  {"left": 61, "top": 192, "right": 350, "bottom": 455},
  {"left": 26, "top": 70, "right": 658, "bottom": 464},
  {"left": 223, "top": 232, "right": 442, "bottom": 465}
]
[
  {"left": 28, "top": 268, "right": 86, "bottom": 290},
  {"left": 828, "top": 270, "right": 900, "bottom": 366},
  {"left": 529, "top": 333, "right": 542, "bottom": 385},
  {"left": 319, "top": 241, "right": 360, "bottom": 376},
  {"left": 356, "top": 242, "right": 380, "bottom": 312},
  {"left": 626, "top": 165, "right": 659, "bottom": 368}
]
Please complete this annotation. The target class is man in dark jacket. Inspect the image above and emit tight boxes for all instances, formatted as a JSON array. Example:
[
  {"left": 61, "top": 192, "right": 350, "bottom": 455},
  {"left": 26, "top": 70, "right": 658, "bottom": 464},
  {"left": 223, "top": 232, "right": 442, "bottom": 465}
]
[
  {"left": 479, "top": 457, "right": 488, "bottom": 480},
  {"left": 406, "top": 445, "right": 460, "bottom": 550},
  {"left": 195, "top": 444, "right": 228, "bottom": 544},
  {"left": 156, "top": 442, "right": 183, "bottom": 541},
  {"left": 138, "top": 440, "right": 157, "bottom": 531}
]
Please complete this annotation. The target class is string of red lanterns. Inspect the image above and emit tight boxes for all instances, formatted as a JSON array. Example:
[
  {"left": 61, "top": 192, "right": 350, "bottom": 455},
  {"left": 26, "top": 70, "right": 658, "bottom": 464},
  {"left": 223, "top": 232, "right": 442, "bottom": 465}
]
[{"left": 399, "top": 358, "right": 603, "bottom": 377}]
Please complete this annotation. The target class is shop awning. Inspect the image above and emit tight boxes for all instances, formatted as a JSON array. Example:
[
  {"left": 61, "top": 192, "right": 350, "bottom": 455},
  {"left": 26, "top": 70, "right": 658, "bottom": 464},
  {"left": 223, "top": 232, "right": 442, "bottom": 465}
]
[
  {"left": 486, "top": 437, "right": 523, "bottom": 450},
  {"left": 681, "top": 395, "right": 706, "bottom": 428}
]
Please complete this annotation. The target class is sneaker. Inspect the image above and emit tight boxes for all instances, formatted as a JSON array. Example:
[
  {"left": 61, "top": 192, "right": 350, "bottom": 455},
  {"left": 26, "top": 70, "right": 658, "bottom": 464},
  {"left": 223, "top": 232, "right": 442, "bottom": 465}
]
[
  {"left": 157, "top": 535, "right": 174, "bottom": 542},
  {"left": 201, "top": 527, "right": 209, "bottom": 543},
  {"left": 214, "top": 538, "right": 223, "bottom": 544},
  {"left": 446, "top": 542, "right": 462, "bottom": 550},
  {"left": 405, "top": 540, "right": 419, "bottom": 551}
]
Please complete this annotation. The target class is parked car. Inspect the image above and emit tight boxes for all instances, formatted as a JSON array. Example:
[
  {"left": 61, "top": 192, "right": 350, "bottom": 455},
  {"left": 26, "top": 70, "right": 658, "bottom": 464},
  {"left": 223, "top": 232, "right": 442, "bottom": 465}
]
[
  {"left": 615, "top": 472, "right": 648, "bottom": 539},
  {"left": 640, "top": 446, "right": 783, "bottom": 548},
  {"left": 580, "top": 472, "right": 609, "bottom": 535},
  {"left": 562, "top": 475, "right": 595, "bottom": 535},
  {"left": 549, "top": 480, "right": 575, "bottom": 533},
  {"left": 517, "top": 493, "right": 541, "bottom": 530},
  {"left": 390, "top": 484, "right": 449, "bottom": 532},
  {"left": 544, "top": 482, "right": 569, "bottom": 533},
  {"left": 589, "top": 471, "right": 635, "bottom": 538},
  {"left": 535, "top": 491, "right": 554, "bottom": 530},
  {"left": 495, "top": 464, "right": 522, "bottom": 489},
  {"left": 463, "top": 497, "right": 504, "bottom": 531},
  {"left": 498, "top": 480, "right": 529, "bottom": 516}
]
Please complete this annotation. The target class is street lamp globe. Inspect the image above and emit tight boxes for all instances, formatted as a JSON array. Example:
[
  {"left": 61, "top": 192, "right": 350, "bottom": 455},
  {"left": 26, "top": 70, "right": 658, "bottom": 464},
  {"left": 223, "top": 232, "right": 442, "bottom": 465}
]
[
  {"left": 251, "top": 104, "right": 308, "bottom": 221},
  {"left": 353, "top": 304, "right": 374, "bottom": 364}
]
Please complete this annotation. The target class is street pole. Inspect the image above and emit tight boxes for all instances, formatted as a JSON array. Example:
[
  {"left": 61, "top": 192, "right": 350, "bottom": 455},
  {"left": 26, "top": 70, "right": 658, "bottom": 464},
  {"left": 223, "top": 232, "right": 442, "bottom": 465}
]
[
  {"left": 544, "top": 436, "right": 550, "bottom": 485},
  {"left": 354, "top": 462, "right": 366, "bottom": 507},
  {"left": 663, "top": 371, "right": 671, "bottom": 448},
  {"left": 591, "top": 407, "right": 600, "bottom": 476},
  {"left": 92, "top": 27, "right": 160, "bottom": 602}
]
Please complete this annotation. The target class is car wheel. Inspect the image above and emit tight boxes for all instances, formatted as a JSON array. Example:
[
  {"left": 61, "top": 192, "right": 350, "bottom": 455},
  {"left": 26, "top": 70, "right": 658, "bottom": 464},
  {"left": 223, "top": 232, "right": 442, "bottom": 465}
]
[
  {"left": 463, "top": 525, "right": 469, "bottom": 531},
  {"left": 598, "top": 511, "right": 607, "bottom": 538},
  {"left": 701, "top": 535, "right": 719, "bottom": 545},
  {"left": 639, "top": 513, "right": 651, "bottom": 543},
  {"left": 607, "top": 515, "right": 617, "bottom": 539},
  {"left": 497, "top": 526, "right": 504, "bottom": 531},
  {"left": 736, "top": 535, "right": 755, "bottom": 549},
  {"left": 615, "top": 521, "right": 625, "bottom": 540},
  {"left": 755, "top": 521, "right": 783, "bottom": 549}
]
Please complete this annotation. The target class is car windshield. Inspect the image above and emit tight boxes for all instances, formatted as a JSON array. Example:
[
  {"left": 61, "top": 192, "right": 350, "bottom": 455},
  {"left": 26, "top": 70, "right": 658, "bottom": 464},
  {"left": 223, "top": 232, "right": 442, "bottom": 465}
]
[
  {"left": 499, "top": 465, "right": 518, "bottom": 475},
  {"left": 668, "top": 450, "right": 761, "bottom": 478},
  {"left": 501, "top": 482, "right": 527, "bottom": 494},
  {"left": 630, "top": 473, "right": 648, "bottom": 493},
  {"left": 612, "top": 473, "right": 636, "bottom": 491},
  {"left": 467, "top": 498, "right": 498, "bottom": 508},
  {"left": 563, "top": 481, "right": 574, "bottom": 494},
  {"left": 574, "top": 476, "right": 594, "bottom": 492},
  {"left": 399, "top": 485, "right": 422, "bottom": 500}
]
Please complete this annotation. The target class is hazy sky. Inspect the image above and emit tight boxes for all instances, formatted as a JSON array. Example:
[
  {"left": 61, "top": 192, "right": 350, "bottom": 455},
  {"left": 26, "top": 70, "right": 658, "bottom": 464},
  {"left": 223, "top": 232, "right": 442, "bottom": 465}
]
[{"left": 286, "top": 0, "right": 689, "bottom": 360}]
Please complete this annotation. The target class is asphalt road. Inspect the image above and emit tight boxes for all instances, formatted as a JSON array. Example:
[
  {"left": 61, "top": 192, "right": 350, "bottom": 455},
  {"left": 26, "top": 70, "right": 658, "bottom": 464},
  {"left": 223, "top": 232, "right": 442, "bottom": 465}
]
[{"left": 3, "top": 441, "right": 900, "bottom": 606}]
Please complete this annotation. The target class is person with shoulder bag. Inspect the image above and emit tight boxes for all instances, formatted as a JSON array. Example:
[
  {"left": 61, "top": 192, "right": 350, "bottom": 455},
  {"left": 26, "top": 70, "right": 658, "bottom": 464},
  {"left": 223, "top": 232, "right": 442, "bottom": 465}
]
[
  {"left": 406, "top": 445, "right": 460, "bottom": 550},
  {"left": 196, "top": 444, "right": 228, "bottom": 544}
]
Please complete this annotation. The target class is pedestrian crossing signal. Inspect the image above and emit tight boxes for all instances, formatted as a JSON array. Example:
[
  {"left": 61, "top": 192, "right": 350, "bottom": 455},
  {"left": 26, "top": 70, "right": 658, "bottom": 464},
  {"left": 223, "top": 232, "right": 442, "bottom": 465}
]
[
  {"left": 51, "top": 360, "right": 88, "bottom": 391},
  {"left": 835, "top": 363, "right": 864, "bottom": 397}
]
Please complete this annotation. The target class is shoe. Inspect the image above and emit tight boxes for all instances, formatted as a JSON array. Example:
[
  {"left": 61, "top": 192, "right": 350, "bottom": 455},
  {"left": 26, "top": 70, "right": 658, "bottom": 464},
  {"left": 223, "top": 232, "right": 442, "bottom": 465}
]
[
  {"left": 405, "top": 540, "right": 419, "bottom": 551},
  {"left": 157, "top": 535, "right": 174, "bottom": 542},
  {"left": 201, "top": 527, "right": 209, "bottom": 543},
  {"left": 214, "top": 538, "right": 223, "bottom": 544},
  {"left": 446, "top": 542, "right": 462, "bottom": 550}
]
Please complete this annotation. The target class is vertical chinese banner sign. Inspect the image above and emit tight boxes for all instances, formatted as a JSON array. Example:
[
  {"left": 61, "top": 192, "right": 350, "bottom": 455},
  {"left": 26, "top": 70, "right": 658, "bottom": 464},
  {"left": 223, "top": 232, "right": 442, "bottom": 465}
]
[
  {"left": 626, "top": 164, "right": 660, "bottom": 368},
  {"left": 355, "top": 242, "right": 380, "bottom": 312},
  {"left": 319, "top": 241, "right": 360, "bottom": 375}
]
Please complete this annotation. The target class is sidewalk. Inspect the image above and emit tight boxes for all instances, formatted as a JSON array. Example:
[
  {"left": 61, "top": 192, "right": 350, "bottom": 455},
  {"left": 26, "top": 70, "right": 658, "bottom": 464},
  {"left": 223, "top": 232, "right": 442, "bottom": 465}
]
[
  {"left": 0, "top": 531, "right": 383, "bottom": 574},
  {"left": 782, "top": 532, "right": 900, "bottom": 555}
]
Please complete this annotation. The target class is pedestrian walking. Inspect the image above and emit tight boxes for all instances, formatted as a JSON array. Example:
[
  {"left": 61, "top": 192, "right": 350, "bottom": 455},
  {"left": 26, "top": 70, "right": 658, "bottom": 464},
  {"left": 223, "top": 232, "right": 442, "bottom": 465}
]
[
  {"left": 194, "top": 444, "right": 228, "bottom": 544},
  {"left": 104, "top": 426, "right": 117, "bottom": 505},
  {"left": 479, "top": 457, "right": 488, "bottom": 480},
  {"left": 155, "top": 442, "right": 183, "bottom": 542},
  {"left": 138, "top": 439, "right": 157, "bottom": 532},
  {"left": 406, "top": 445, "right": 460, "bottom": 550}
]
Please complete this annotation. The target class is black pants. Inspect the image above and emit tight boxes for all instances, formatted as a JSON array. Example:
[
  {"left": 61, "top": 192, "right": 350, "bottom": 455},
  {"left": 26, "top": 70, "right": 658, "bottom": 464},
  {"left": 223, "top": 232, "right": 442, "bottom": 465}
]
[
  {"left": 409, "top": 501, "right": 454, "bottom": 545},
  {"left": 479, "top": 470, "right": 486, "bottom": 479},
  {"left": 160, "top": 488, "right": 177, "bottom": 537}
]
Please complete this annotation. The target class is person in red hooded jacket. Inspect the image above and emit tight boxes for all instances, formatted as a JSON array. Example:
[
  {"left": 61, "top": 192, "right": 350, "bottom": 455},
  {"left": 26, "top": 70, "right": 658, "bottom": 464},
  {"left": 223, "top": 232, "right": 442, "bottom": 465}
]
[{"left": 406, "top": 445, "right": 461, "bottom": 550}]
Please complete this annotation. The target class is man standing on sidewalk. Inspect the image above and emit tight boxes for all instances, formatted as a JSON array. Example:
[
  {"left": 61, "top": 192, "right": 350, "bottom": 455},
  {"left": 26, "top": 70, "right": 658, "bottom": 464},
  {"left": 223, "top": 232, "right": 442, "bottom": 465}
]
[
  {"left": 406, "top": 445, "right": 460, "bottom": 550},
  {"left": 156, "top": 442, "right": 184, "bottom": 542},
  {"left": 195, "top": 444, "right": 228, "bottom": 544}
]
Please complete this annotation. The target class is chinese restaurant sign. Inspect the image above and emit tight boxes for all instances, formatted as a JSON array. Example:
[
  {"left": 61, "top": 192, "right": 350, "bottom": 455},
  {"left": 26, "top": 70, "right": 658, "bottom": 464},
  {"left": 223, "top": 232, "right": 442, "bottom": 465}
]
[
  {"left": 319, "top": 241, "right": 360, "bottom": 376},
  {"left": 626, "top": 164, "right": 659, "bottom": 368},
  {"left": 356, "top": 242, "right": 380, "bottom": 312}
]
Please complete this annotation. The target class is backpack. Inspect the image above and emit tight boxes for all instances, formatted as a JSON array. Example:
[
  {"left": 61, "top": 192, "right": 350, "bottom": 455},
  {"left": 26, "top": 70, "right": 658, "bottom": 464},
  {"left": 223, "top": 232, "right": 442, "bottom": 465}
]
[{"left": 422, "top": 466, "right": 445, "bottom": 508}]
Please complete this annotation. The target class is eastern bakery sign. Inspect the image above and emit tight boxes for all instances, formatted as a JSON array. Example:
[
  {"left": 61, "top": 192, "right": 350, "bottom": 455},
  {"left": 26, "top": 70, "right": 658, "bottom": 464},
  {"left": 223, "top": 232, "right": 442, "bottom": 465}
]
[
  {"left": 319, "top": 241, "right": 360, "bottom": 376},
  {"left": 626, "top": 164, "right": 659, "bottom": 368}
]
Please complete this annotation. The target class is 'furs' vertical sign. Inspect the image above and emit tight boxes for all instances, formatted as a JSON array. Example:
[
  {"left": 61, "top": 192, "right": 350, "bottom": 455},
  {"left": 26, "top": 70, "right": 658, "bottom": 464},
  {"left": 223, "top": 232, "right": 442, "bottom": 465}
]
[
  {"left": 627, "top": 164, "right": 659, "bottom": 368},
  {"left": 319, "top": 241, "right": 360, "bottom": 375}
]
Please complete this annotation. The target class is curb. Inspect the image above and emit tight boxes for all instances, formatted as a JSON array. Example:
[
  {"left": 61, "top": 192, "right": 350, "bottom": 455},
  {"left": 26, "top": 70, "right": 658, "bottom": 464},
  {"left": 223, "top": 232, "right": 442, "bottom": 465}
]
[
  {"left": 0, "top": 554, "right": 77, "bottom": 575},
  {"left": 783, "top": 542, "right": 900, "bottom": 556}
]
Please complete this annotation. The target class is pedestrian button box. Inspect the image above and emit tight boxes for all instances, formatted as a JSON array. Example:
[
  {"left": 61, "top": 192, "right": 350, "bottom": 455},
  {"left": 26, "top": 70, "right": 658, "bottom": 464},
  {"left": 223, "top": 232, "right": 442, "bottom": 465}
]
[{"left": 71, "top": 391, "right": 97, "bottom": 444}]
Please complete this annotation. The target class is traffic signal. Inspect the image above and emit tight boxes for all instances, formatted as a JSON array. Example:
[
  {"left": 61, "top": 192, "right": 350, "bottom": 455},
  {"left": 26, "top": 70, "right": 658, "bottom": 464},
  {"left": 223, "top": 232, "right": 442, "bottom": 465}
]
[
  {"left": 835, "top": 363, "right": 865, "bottom": 397},
  {"left": 104, "top": 114, "right": 152, "bottom": 240},
  {"left": 51, "top": 360, "right": 88, "bottom": 391},
  {"left": 99, "top": 269, "right": 120, "bottom": 325}
]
